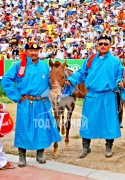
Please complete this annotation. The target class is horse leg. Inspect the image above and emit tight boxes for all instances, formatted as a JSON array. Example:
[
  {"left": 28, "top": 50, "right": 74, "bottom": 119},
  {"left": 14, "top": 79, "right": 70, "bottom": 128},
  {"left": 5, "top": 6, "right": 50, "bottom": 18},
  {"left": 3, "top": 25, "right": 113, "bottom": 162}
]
[
  {"left": 61, "top": 112, "right": 65, "bottom": 135},
  {"left": 65, "top": 99, "right": 75, "bottom": 146},
  {"left": 65, "top": 111, "right": 72, "bottom": 146},
  {"left": 53, "top": 142, "right": 58, "bottom": 157},
  {"left": 54, "top": 110, "right": 60, "bottom": 132},
  {"left": 53, "top": 111, "right": 60, "bottom": 157}
]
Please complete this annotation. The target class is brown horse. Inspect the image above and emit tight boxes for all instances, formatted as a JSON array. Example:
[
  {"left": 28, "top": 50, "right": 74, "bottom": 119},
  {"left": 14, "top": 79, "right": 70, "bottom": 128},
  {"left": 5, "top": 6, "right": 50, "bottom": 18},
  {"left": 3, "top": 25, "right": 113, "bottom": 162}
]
[{"left": 49, "top": 59, "right": 87, "bottom": 156}]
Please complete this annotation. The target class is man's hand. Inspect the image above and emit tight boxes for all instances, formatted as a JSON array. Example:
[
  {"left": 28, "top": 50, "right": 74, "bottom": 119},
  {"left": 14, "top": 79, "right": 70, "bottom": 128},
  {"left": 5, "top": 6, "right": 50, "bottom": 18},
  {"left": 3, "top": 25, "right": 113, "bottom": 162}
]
[
  {"left": 65, "top": 80, "right": 71, "bottom": 86},
  {"left": 118, "top": 81, "right": 124, "bottom": 89},
  {"left": 20, "top": 96, "right": 25, "bottom": 102}
]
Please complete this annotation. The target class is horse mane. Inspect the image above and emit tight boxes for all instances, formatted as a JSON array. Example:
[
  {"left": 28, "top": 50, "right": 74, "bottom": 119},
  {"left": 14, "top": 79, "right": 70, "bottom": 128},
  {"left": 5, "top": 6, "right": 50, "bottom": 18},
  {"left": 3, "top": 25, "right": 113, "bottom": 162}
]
[{"left": 53, "top": 61, "right": 61, "bottom": 68}]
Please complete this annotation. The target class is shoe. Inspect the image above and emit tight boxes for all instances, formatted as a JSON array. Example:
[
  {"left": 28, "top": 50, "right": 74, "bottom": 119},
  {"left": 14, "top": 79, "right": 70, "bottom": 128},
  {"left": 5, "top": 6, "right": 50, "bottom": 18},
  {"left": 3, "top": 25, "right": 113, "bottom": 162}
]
[
  {"left": 18, "top": 148, "right": 26, "bottom": 167},
  {"left": 18, "top": 156, "right": 26, "bottom": 167},
  {"left": 79, "top": 147, "right": 91, "bottom": 158},
  {"left": 120, "top": 122, "right": 123, "bottom": 128},
  {"left": 36, "top": 150, "right": 46, "bottom": 164},
  {"left": 105, "top": 147, "right": 113, "bottom": 158},
  {"left": 0, "top": 162, "right": 16, "bottom": 170},
  {"left": 37, "top": 156, "right": 46, "bottom": 163}
]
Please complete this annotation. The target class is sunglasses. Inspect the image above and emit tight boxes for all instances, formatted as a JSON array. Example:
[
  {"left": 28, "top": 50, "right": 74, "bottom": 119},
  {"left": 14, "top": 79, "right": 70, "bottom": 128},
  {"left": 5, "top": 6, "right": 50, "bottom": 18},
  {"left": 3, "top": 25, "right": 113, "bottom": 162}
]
[{"left": 98, "top": 42, "right": 109, "bottom": 46}]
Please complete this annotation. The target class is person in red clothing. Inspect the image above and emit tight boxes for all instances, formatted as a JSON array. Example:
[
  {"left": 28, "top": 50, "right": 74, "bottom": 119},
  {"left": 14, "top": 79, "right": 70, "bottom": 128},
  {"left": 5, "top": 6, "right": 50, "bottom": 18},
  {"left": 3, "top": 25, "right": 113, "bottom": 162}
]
[
  {"left": 22, "top": 28, "right": 28, "bottom": 38},
  {"left": 88, "top": 3, "right": 99, "bottom": 14},
  {"left": 105, "top": 0, "right": 112, "bottom": 7},
  {"left": 117, "top": 45, "right": 124, "bottom": 59},
  {"left": 4, "top": 14, "right": 10, "bottom": 22},
  {"left": 47, "top": 36, "right": 53, "bottom": 44},
  {"left": 106, "top": 0, "right": 111, "bottom": 4},
  {"left": 40, "top": 20, "right": 47, "bottom": 33},
  {"left": 33, "top": 22, "right": 39, "bottom": 31},
  {"left": 0, "top": 103, "right": 15, "bottom": 170},
  {"left": 104, "top": 22, "right": 112, "bottom": 33},
  {"left": 26, "top": 10, "right": 31, "bottom": 17},
  {"left": 49, "top": 13, "right": 55, "bottom": 23},
  {"left": 70, "top": 25, "right": 76, "bottom": 35},
  {"left": 72, "top": 51, "right": 81, "bottom": 59},
  {"left": 118, "top": 8, "right": 125, "bottom": 21}
]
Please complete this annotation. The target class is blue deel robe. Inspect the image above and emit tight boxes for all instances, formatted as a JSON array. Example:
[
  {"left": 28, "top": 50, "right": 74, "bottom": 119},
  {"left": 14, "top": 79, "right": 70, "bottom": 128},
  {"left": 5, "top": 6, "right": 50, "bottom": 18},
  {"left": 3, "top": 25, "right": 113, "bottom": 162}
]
[
  {"left": 66, "top": 51, "right": 124, "bottom": 139},
  {"left": 118, "top": 67, "right": 125, "bottom": 102},
  {"left": 1, "top": 57, "right": 61, "bottom": 150}
]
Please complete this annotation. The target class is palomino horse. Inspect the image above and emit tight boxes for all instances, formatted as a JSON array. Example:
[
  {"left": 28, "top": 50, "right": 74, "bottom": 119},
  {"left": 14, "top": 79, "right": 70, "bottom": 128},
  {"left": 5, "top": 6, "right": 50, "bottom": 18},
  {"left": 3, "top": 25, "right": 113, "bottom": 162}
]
[{"left": 49, "top": 59, "right": 87, "bottom": 156}]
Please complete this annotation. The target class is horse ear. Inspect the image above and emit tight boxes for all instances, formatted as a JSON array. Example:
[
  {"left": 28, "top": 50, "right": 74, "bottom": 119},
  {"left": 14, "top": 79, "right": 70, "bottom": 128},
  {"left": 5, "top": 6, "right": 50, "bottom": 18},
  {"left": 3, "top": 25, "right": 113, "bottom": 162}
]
[
  {"left": 61, "top": 60, "right": 67, "bottom": 69},
  {"left": 49, "top": 58, "right": 53, "bottom": 68}
]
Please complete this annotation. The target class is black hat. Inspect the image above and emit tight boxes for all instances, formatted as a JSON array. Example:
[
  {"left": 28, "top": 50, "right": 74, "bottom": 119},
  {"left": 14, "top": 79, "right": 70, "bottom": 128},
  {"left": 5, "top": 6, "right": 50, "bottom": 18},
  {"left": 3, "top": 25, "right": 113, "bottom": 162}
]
[
  {"left": 98, "top": 35, "right": 112, "bottom": 42},
  {"left": 25, "top": 42, "right": 41, "bottom": 50}
]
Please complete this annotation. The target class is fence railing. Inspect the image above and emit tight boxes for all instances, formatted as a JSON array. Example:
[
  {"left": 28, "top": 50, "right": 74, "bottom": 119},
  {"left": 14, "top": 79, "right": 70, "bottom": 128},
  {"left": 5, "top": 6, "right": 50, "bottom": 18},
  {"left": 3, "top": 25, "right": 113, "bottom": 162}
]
[
  {"left": 0, "top": 59, "right": 86, "bottom": 78},
  {"left": 1, "top": 57, "right": 125, "bottom": 79}
]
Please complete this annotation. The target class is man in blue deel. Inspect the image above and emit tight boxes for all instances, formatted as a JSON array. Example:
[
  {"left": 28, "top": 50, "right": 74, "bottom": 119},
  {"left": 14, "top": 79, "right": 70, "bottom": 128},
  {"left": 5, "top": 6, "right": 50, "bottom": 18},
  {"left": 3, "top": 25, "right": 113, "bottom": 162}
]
[
  {"left": 65, "top": 35, "right": 124, "bottom": 158},
  {"left": 2, "top": 42, "right": 61, "bottom": 167}
]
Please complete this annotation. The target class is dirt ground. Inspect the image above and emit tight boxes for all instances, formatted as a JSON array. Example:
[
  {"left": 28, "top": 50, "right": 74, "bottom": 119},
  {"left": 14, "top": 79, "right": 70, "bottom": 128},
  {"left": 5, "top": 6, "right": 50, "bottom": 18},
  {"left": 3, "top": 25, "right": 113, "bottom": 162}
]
[{"left": 1, "top": 103, "right": 125, "bottom": 174}]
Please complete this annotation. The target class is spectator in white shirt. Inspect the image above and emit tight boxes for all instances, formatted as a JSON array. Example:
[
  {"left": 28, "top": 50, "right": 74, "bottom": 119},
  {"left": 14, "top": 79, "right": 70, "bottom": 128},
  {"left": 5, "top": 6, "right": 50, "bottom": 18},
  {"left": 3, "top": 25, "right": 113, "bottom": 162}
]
[
  {"left": 80, "top": 45, "right": 87, "bottom": 58},
  {"left": 55, "top": 48, "right": 65, "bottom": 59},
  {"left": 38, "top": 48, "right": 46, "bottom": 59},
  {"left": 60, "top": 9, "right": 65, "bottom": 19},
  {"left": 1, "top": 41, "right": 9, "bottom": 52}
]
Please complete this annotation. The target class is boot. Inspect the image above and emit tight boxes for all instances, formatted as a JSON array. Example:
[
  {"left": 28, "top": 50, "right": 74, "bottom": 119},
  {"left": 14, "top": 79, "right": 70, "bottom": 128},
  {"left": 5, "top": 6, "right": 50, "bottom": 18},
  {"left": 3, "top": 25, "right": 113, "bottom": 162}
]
[
  {"left": 79, "top": 138, "right": 91, "bottom": 158},
  {"left": 105, "top": 139, "right": 114, "bottom": 158},
  {"left": 18, "top": 148, "right": 26, "bottom": 167},
  {"left": 120, "top": 122, "right": 123, "bottom": 128},
  {"left": 36, "top": 149, "right": 46, "bottom": 163}
]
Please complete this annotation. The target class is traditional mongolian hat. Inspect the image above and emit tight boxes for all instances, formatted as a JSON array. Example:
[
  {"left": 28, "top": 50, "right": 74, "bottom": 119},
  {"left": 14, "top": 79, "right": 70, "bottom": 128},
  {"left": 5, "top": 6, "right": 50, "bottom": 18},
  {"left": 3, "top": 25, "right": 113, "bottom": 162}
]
[
  {"left": 18, "top": 42, "right": 41, "bottom": 77},
  {"left": 25, "top": 42, "right": 41, "bottom": 50}
]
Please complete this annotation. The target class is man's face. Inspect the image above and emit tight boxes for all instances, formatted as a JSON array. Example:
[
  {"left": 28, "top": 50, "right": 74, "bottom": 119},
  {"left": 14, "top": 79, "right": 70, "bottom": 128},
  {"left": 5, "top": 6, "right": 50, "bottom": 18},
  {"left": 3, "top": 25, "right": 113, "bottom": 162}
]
[
  {"left": 98, "top": 39, "right": 111, "bottom": 55},
  {"left": 26, "top": 49, "right": 39, "bottom": 60},
  {"left": 118, "top": 38, "right": 121, "bottom": 42}
]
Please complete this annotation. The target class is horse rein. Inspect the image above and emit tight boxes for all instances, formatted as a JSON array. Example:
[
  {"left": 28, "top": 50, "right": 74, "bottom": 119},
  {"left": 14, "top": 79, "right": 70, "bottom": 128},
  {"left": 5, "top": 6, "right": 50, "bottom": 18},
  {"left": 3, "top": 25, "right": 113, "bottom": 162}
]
[{"left": 64, "top": 69, "right": 86, "bottom": 97}]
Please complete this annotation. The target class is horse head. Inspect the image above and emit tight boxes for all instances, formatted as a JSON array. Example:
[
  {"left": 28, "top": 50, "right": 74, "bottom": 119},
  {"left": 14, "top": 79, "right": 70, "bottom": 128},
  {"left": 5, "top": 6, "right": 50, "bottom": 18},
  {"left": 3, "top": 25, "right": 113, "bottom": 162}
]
[{"left": 49, "top": 59, "right": 67, "bottom": 99}]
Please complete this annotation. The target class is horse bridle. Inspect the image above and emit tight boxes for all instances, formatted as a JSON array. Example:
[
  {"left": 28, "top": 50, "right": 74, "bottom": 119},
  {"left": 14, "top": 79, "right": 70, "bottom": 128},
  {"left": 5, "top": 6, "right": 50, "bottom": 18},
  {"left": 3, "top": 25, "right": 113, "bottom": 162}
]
[
  {"left": 51, "top": 68, "right": 85, "bottom": 96},
  {"left": 50, "top": 69, "right": 68, "bottom": 92}
]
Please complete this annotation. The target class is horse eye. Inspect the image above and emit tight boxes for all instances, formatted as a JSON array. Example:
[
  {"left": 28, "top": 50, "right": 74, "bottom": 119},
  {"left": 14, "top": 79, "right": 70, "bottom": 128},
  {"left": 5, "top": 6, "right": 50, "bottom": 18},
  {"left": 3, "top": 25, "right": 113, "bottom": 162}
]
[{"left": 61, "top": 76, "right": 65, "bottom": 79}]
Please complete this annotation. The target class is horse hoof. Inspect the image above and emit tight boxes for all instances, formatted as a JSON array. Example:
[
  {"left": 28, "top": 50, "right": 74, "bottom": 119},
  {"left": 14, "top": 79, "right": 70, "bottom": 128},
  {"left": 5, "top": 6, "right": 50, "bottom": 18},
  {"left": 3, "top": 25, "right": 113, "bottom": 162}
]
[
  {"left": 63, "top": 145, "right": 70, "bottom": 151},
  {"left": 63, "top": 142, "right": 70, "bottom": 150},
  {"left": 52, "top": 152, "right": 59, "bottom": 159},
  {"left": 65, "top": 140, "right": 69, "bottom": 145},
  {"left": 61, "top": 129, "right": 65, "bottom": 135}
]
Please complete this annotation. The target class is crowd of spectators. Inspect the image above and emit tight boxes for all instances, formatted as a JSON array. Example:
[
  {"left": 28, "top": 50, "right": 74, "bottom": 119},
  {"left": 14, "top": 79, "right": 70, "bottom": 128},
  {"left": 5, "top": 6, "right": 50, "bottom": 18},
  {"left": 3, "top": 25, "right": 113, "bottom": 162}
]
[{"left": 0, "top": 0, "right": 125, "bottom": 63}]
